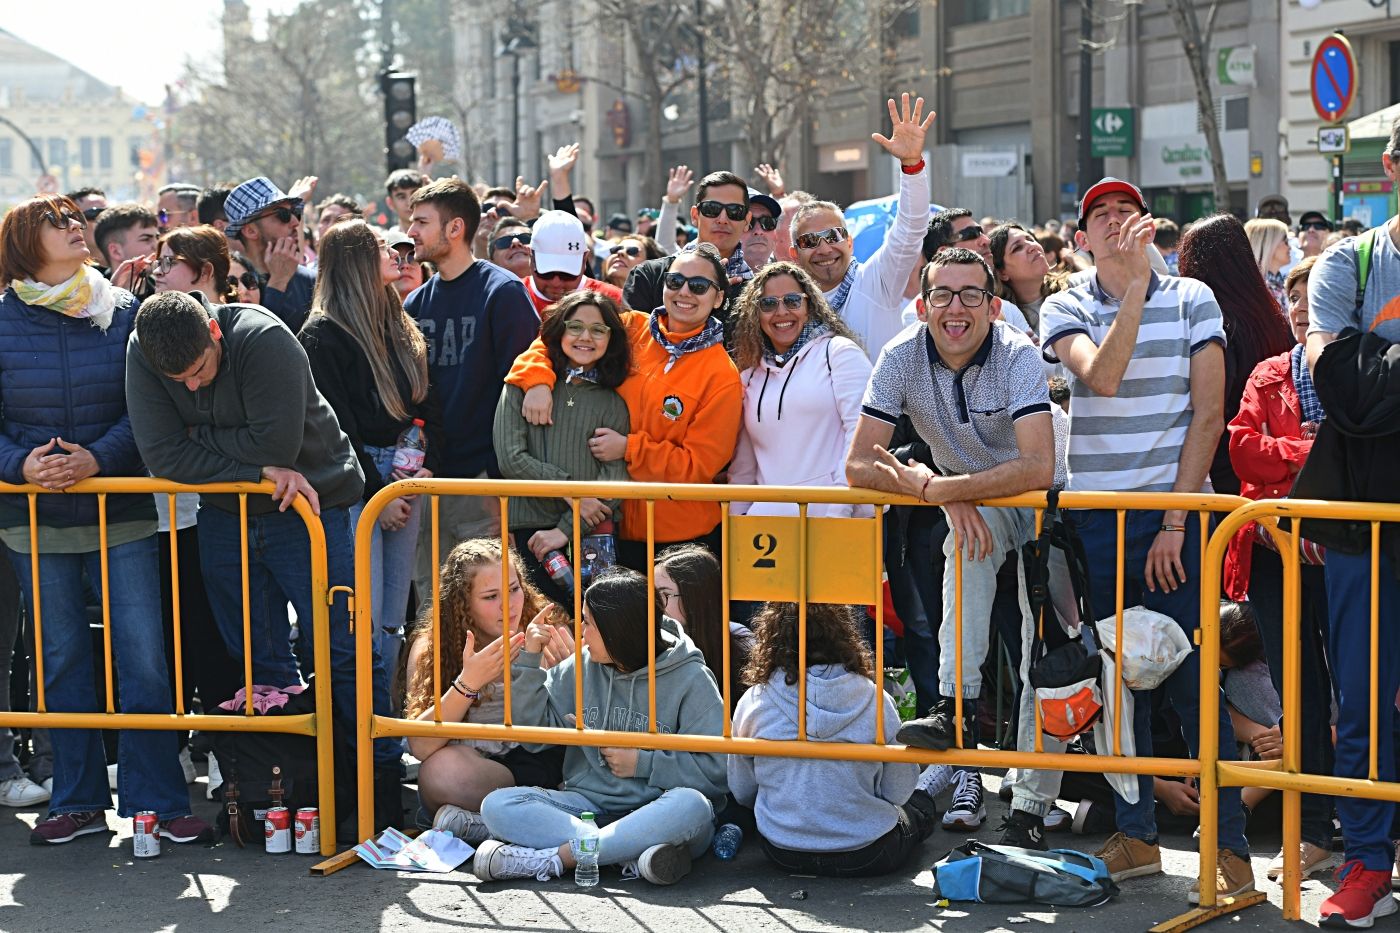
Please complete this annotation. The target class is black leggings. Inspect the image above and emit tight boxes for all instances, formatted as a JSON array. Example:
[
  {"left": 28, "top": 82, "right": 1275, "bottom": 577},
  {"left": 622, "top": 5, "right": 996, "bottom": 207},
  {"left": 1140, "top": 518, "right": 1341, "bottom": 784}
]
[{"left": 758, "top": 790, "right": 939, "bottom": 877}]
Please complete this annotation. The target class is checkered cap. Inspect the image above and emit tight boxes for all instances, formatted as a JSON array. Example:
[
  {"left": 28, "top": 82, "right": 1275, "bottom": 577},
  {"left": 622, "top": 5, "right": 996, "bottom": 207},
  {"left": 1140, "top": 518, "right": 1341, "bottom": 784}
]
[{"left": 224, "top": 177, "right": 299, "bottom": 237}]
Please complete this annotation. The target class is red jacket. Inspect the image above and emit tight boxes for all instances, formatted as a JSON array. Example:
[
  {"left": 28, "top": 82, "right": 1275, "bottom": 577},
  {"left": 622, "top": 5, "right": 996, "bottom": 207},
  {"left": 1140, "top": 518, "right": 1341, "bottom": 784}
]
[{"left": 1224, "top": 350, "right": 1314, "bottom": 599}]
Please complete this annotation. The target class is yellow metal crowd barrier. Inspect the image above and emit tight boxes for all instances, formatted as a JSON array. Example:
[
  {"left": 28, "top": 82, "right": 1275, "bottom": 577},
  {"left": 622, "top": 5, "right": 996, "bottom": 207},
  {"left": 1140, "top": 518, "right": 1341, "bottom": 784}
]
[{"left": 0, "top": 479, "right": 338, "bottom": 858}]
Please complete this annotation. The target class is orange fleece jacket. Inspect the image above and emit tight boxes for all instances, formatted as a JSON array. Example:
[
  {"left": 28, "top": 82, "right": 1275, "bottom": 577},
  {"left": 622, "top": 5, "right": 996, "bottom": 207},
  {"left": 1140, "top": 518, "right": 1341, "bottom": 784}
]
[{"left": 505, "top": 310, "right": 742, "bottom": 543}]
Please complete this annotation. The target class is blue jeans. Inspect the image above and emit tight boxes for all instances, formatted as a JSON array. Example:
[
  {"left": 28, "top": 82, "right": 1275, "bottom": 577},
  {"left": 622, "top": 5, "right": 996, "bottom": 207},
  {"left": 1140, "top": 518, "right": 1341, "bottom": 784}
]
[
  {"left": 1069, "top": 508, "right": 1247, "bottom": 856},
  {"left": 4, "top": 536, "right": 189, "bottom": 818},
  {"left": 1326, "top": 549, "right": 1400, "bottom": 870},
  {"left": 481, "top": 786, "right": 715, "bottom": 865},
  {"left": 884, "top": 507, "right": 945, "bottom": 717},
  {"left": 348, "top": 445, "right": 423, "bottom": 704},
  {"left": 198, "top": 505, "right": 398, "bottom": 766}
]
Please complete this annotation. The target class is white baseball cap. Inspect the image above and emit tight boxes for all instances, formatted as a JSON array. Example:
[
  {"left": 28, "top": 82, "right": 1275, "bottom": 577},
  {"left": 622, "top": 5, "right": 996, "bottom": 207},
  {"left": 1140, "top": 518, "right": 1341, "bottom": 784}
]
[{"left": 531, "top": 210, "right": 587, "bottom": 276}]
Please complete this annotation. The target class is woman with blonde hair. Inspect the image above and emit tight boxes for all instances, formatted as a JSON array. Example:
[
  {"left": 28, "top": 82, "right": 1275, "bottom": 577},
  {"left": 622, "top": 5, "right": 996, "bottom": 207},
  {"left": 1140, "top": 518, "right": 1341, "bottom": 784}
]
[
  {"left": 1244, "top": 218, "right": 1292, "bottom": 313},
  {"left": 727, "top": 261, "right": 871, "bottom": 517},
  {"left": 298, "top": 218, "right": 442, "bottom": 684}
]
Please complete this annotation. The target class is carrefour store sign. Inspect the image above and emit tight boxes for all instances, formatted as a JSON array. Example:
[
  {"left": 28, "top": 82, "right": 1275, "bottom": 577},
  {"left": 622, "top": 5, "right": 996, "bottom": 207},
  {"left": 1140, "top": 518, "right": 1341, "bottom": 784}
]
[{"left": 1139, "top": 130, "right": 1249, "bottom": 187}]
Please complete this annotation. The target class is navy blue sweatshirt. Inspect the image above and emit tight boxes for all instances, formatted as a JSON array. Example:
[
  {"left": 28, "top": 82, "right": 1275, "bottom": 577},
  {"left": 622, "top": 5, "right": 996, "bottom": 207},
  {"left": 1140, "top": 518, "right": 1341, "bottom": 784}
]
[{"left": 403, "top": 260, "right": 538, "bottom": 477}]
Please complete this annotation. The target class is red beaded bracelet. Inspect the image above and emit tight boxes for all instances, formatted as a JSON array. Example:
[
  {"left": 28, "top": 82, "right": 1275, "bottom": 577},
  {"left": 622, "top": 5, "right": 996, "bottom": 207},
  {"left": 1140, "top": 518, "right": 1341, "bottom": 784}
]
[{"left": 901, "top": 159, "right": 926, "bottom": 175}]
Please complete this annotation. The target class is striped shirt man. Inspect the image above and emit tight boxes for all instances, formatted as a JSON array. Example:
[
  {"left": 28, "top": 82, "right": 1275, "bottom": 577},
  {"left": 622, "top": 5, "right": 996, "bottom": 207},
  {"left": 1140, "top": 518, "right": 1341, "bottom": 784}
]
[{"left": 1040, "top": 271, "right": 1226, "bottom": 492}]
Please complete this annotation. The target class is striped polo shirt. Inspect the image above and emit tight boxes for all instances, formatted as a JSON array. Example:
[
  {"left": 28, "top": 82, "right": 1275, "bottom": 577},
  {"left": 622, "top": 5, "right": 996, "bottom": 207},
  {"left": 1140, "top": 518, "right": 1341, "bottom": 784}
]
[{"left": 1040, "top": 272, "right": 1226, "bottom": 493}]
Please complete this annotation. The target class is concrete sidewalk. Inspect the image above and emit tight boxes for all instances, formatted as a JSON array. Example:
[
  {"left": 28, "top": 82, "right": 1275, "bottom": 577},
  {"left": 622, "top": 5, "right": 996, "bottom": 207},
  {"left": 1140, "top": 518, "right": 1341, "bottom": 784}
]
[{"left": 0, "top": 768, "right": 1346, "bottom": 932}]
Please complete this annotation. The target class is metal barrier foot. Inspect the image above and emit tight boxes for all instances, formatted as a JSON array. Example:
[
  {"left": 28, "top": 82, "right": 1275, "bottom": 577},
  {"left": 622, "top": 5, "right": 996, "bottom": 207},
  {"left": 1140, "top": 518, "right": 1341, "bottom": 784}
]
[{"left": 1147, "top": 890, "right": 1267, "bottom": 932}]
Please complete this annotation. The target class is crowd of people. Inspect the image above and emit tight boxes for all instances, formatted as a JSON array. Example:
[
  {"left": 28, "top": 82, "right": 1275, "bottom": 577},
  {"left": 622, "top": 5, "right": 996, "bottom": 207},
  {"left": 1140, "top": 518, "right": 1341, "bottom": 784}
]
[{"left": 1, "top": 91, "right": 1399, "bottom": 926}]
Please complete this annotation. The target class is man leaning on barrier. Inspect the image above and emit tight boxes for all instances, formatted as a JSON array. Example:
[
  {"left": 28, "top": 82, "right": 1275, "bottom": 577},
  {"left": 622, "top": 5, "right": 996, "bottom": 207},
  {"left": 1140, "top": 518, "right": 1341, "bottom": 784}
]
[
  {"left": 844, "top": 247, "right": 1060, "bottom": 850},
  {"left": 124, "top": 291, "right": 402, "bottom": 799}
]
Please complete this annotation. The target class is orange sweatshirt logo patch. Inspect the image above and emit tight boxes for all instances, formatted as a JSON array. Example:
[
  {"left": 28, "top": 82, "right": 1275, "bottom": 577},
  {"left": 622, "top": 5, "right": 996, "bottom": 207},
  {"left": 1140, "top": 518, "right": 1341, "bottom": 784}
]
[{"left": 662, "top": 395, "right": 684, "bottom": 421}]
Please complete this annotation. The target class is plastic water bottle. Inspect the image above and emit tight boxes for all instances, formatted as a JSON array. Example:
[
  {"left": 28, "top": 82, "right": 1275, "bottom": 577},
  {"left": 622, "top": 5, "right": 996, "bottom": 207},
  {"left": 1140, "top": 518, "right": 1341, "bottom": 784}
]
[
  {"left": 574, "top": 812, "right": 600, "bottom": 887},
  {"left": 391, "top": 418, "right": 427, "bottom": 473},
  {"left": 542, "top": 549, "right": 574, "bottom": 593},
  {"left": 712, "top": 823, "right": 743, "bottom": 860}
]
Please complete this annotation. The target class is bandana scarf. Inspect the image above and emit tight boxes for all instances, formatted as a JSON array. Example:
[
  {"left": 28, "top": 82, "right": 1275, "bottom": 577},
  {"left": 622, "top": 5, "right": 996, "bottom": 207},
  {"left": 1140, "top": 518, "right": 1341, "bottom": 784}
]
[
  {"left": 10, "top": 266, "right": 118, "bottom": 332},
  {"left": 763, "top": 322, "right": 828, "bottom": 367},
  {"left": 1291, "top": 343, "right": 1325, "bottom": 425},
  {"left": 682, "top": 240, "right": 752, "bottom": 284},
  {"left": 824, "top": 258, "right": 861, "bottom": 315},
  {"left": 563, "top": 366, "right": 600, "bottom": 385},
  {"left": 649, "top": 308, "right": 725, "bottom": 373}
]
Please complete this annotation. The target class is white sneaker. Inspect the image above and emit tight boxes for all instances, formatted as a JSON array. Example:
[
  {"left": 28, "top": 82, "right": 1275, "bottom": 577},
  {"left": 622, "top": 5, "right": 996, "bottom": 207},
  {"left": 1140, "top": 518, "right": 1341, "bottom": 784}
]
[
  {"left": 107, "top": 763, "right": 118, "bottom": 791},
  {"left": 916, "top": 763, "right": 956, "bottom": 798},
  {"left": 40, "top": 778, "right": 52, "bottom": 795},
  {"left": 1043, "top": 806, "right": 1072, "bottom": 833},
  {"left": 941, "top": 771, "right": 986, "bottom": 831},
  {"left": 0, "top": 776, "right": 50, "bottom": 807},
  {"left": 206, "top": 753, "right": 222, "bottom": 800},
  {"left": 431, "top": 804, "right": 491, "bottom": 845},
  {"left": 473, "top": 840, "right": 563, "bottom": 882},
  {"left": 179, "top": 746, "right": 197, "bottom": 784}
]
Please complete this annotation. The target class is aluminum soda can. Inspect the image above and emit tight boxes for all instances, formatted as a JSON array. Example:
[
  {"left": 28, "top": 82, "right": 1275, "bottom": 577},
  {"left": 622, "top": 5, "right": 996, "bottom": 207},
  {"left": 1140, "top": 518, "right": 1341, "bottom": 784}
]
[
  {"left": 294, "top": 807, "right": 320, "bottom": 855},
  {"left": 265, "top": 806, "right": 292, "bottom": 854},
  {"left": 133, "top": 811, "right": 160, "bottom": 858}
]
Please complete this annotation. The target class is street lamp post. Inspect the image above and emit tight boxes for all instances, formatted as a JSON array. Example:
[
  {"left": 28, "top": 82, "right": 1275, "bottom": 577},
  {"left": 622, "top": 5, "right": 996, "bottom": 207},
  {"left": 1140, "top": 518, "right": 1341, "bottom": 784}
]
[
  {"left": 498, "top": 30, "right": 537, "bottom": 181},
  {"left": 694, "top": 0, "right": 710, "bottom": 175}
]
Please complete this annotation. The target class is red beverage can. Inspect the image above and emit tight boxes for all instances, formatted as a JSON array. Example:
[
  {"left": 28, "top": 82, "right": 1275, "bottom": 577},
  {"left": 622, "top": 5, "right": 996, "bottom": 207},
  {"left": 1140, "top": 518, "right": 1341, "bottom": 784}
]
[
  {"left": 265, "top": 806, "right": 292, "bottom": 854},
  {"left": 294, "top": 807, "right": 320, "bottom": 855},
  {"left": 133, "top": 811, "right": 160, "bottom": 859}
]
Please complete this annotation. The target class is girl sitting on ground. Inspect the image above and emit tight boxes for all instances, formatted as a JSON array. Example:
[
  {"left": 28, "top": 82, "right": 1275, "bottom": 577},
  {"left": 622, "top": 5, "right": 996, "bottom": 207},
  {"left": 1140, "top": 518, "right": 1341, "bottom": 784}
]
[
  {"left": 475, "top": 568, "right": 728, "bottom": 886},
  {"left": 729, "top": 602, "right": 940, "bottom": 876},
  {"left": 402, "top": 539, "right": 572, "bottom": 842},
  {"left": 655, "top": 543, "right": 754, "bottom": 713}
]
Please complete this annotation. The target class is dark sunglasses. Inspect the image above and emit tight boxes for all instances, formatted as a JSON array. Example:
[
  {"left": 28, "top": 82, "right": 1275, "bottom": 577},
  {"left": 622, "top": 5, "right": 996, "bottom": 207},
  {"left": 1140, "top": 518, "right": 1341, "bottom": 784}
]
[
  {"left": 954, "top": 224, "right": 985, "bottom": 243},
  {"left": 758, "top": 292, "right": 805, "bottom": 312},
  {"left": 663, "top": 272, "right": 720, "bottom": 296},
  {"left": 794, "top": 226, "right": 849, "bottom": 251},
  {"left": 252, "top": 204, "right": 303, "bottom": 225},
  {"left": 751, "top": 215, "right": 779, "bottom": 232},
  {"left": 228, "top": 271, "right": 261, "bottom": 290},
  {"left": 484, "top": 203, "right": 514, "bottom": 219},
  {"left": 609, "top": 244, "right": 642, "bottom": 258},
  {"left": 493, "top": 232, "right": 531, "bottom": 252},
  {"left": 82, "top": 206, "right": 105, "bottom": 221},
  {"left": 535, "top": 269, "right": 581, "bottom": 282},
  {"left": 1300, "top": 221, "right": 1330, "bottom": 232},
  {"left": 696, "top": 200, "right": 748, "bottom": 221},
  {"left": 43, "top": 209, "right": 84, "bottom": 229}
]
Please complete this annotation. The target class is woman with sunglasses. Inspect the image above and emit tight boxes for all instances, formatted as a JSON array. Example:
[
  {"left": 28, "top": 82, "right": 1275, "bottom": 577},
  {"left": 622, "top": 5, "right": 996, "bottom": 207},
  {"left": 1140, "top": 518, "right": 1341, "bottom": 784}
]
[
  {"left": 153, "top": 225, "right": 237, "bottom": 303},
  {"left": 728, "top": 262, "right": 871, "bottom": 519},
  {"left": 298, "top": 220, "right": 443, "bottom": 688},
  {"left": 507, "top": 244, "right": 742, "bottom": 570},
  {"left": 228, "top": 252, "right": 263, "bottom": 305},
  {"left": 602, "top": 235, "right": 664, "bottom": 289},
  {"left": 493, "top": 292, "right": 631, "bottom": 604},
  {"left": 0, "top": 195, "right": 212, "bottom": 844}
]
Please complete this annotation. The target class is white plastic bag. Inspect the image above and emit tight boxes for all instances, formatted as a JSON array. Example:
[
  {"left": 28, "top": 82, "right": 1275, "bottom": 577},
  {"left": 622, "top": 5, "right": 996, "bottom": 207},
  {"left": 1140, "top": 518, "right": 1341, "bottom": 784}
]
[
  {"left": 1091, "top": 651, "right": 1139, "bottom": 804},
  {"left": 1094, "top": 607, "right": 1192, "bottom": 691}
]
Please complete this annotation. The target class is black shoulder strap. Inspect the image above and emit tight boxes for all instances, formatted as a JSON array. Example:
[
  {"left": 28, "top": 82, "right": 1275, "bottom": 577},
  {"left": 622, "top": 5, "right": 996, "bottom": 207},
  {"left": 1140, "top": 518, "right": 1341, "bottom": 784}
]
[{"left": 1024, "top": 489, "right": 1060, "bottom": 663}]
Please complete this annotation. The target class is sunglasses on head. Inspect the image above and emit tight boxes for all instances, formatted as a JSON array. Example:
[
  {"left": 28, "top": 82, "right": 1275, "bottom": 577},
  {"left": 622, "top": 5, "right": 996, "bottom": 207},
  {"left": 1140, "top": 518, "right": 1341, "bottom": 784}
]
[
  {"left": 758, "top": 292, "right": 805, "bottom": 312},
  {"left": 43, "top": 209, "right": 84, "bottom": 230},
  {"left": 563, "top": 320, "right": 611, "bottom": 338},
  {"left": 493, "top": 232, "right": 531, "bottom": 252},
  {"left": 696, "top": 200, "right": 748, "bottom": 221},
  {"left": 751, "top": 215, "right": 779, "bottom": 232},
  {"left": 954, "top": 224, "right": 985, "bottom": 243},
  {"left": 535, "top": 269, "right": 581, "bottom": 282},
  {"left": 609, "top": 243, "right": 642, "bottom": 258},
  {"left": 228, "top": 271, "right": 260, "bottom": 290},
  {"left": 663, "top": 272, "right": 721, "bottom": 296},
  {"left": 794, "top": 226, "right": 849, "bottom": 251}
]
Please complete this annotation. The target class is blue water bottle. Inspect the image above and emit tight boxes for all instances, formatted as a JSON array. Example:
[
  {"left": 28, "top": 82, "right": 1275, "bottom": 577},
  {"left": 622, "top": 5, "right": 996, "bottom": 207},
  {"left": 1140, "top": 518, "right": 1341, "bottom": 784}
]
[{"left": 712, "top": 823, "right": 743, "bottom": 860}]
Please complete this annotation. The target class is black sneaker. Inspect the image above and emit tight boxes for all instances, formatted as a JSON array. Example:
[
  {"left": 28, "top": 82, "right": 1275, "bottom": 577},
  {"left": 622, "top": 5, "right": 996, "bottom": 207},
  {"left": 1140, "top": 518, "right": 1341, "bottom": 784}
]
[
  {"left": 895, "top": 699, "right": 974, "bottom": 751},
  {"left": 996, "top": 810, "right": 1047, "bottom": 851}
]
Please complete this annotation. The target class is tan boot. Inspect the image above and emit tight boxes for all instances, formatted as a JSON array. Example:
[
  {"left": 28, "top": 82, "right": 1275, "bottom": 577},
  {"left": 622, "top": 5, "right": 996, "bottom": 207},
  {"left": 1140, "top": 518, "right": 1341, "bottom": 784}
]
[
  {"left": 1188, "top": 849, "right": 1257, "bottom": 905},
  {"left": 1266, "top": 841, "right": 1338, "bottom": 881},
  {"left": 1094, "top": 831, "right": 1163, "bottom": 882}
]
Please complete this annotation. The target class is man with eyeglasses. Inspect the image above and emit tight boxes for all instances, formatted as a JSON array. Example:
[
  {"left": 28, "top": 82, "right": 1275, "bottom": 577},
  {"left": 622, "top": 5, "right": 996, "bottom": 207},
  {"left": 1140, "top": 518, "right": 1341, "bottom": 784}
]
[
  {"left": 473, "top": 186, "right": 519, "bottom": 258},
  {"left": 66, "top": 187, "right": 107, "bottom": 261},
  {"left": 223, "top": 176, "right": 315, "bottom": 332},
  {"left": 913, "top": 208, "right": 1032, "bottom": 338},
  {"left": 846, "top": 248, "right": 1058, "bottom": 849},
  {"left": 156, "top": 183, "right": 202, "bottom": 234},
  {"left": 521, "top": 211, "right": 623, "bottom": 317},
  {"left": 787, "top": 93, "right": 934, "bottom": 354}
]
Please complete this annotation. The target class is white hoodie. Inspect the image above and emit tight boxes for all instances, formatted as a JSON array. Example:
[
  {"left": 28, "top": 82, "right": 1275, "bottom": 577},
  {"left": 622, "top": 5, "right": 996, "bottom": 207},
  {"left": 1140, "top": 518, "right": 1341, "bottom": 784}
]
[{"left": 730, "top": 334, "right": 872, "bottom": 518}]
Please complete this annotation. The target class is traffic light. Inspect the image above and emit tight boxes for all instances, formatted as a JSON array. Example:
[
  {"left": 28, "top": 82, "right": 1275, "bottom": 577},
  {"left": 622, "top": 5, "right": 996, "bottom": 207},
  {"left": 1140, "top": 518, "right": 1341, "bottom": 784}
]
[{"left": 380, "top": 71, "right": 417, "bottom": 174}]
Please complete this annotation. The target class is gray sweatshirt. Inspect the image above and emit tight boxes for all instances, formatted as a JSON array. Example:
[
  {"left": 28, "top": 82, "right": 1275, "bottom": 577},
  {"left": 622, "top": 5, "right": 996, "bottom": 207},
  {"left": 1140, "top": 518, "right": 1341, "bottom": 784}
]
[
  {"left": 729, "top": 664, "right": 917, "bottom": 852},
  {"left": 126, "top": 301, "right": 363, "bottom": 514}
]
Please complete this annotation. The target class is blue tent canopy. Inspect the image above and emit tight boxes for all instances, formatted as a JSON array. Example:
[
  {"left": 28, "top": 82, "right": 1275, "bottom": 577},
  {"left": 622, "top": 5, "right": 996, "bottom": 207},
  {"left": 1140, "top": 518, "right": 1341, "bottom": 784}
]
[{"left": 843, "top": 195, "right": 946, "bottom": 263}]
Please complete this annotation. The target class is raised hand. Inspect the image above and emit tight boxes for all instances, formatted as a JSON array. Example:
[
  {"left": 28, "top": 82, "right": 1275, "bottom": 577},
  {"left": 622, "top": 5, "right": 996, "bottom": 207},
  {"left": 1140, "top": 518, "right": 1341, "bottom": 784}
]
[
  {"left": 288, "top": 176, "right": 318, "bottom": 203},
  {"left": 754, "top": 163, "right": 785, "bottom": 197},
  {"left": 514, "top": 176, "right": 549, "bottom": 220},
  {"left": 871, "top": 93, "right": 936, "bottom": 167},
  {"left": 665, "top": 165, "right": 694, "bottom": 204},
  {"left": 548, "top": 143, "right": 580, "bottom": 178}
]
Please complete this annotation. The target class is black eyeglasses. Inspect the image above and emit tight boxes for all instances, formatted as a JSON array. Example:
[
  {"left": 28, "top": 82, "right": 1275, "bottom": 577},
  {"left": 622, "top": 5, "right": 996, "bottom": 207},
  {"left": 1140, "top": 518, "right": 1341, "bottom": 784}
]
[
  {"left": 493, "top": 232, "right": 531, "bottom": 252},
  {"left": 758, "top": 292, "right": 806, "bottom": 312},
  {"left": 663, "top": 272, "right": 721, "bottom": 296},
  {"left": 228, "top": 271, "right": 260, "bottom": 290},
  {"left": 953, "top": 224, "right": 985, "bottom": 243},
  {"left": 696, "top": 200, "right": 748, "bottom": 221},
  {"left": 153, "top": 255, "right": 190, "bottom": 275},
  {"left": 609, "top": 244, "right": 642, "bottom": 257},
  {"left": 43, "top": 209, "right": 84, "bottom": 230},
  {"left": 925, "top": 286, "right": 993, "bottom": 309},
  {"left": 535, "top": 269, "right": 581, "bottom": 282},
  {"left": 794, "top": 226, "right": 849, "bottom": 251},
  {"left": 751, "top": 215, "right": 779, "bottom": 232},
  {"left": 82, "top": 206, "right": 105, "bottom": 221}
]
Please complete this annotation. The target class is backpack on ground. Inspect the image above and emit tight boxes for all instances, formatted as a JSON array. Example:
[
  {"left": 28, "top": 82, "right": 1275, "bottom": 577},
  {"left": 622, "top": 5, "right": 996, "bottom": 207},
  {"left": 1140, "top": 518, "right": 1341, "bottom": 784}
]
[{"left": 932, "top": 840, "right": 1119, "bottom": 907}]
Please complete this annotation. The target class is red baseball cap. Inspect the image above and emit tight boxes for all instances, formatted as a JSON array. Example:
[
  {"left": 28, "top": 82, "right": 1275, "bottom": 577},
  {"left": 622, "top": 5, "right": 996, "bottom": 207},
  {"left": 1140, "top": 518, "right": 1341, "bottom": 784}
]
[{"left": 1077, "top": 177, "right": 1146, "bottom": 225}]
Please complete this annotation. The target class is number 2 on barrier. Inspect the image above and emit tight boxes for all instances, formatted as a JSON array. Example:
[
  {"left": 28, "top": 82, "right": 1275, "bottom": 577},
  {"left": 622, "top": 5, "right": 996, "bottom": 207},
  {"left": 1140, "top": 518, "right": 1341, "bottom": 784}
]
[{"left": 727, "top": 515, "right": 877, "bottom": 605}]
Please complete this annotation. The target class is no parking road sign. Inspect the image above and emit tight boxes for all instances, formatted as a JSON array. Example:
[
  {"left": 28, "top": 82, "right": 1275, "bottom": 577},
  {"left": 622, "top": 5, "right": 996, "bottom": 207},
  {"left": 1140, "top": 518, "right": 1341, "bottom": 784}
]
[{"left": 1311, "top": 34, "right": 1357, "bottom": 124}]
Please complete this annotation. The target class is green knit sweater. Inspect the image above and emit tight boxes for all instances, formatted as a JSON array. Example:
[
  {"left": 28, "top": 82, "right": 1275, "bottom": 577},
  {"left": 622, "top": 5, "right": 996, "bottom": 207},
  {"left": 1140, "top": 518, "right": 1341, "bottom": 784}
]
[{"left": 492, "top": 378, "right": 631, "bottom": 535}]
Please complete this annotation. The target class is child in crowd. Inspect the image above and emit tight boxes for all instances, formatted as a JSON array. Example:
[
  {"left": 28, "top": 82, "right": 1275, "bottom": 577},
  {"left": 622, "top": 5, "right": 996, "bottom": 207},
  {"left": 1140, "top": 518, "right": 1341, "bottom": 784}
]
[
  {"left": 475, "top": 568, "right": 727, "bottom": 885},
  {"left": 402, "top": 540, "right": 570, "bottom": 842},
  {"left": 655, "top": 543, "right": 753, "bottom": 713},
  {"left": 728, "top": 602, "right": 940, "bottom": 876}
]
